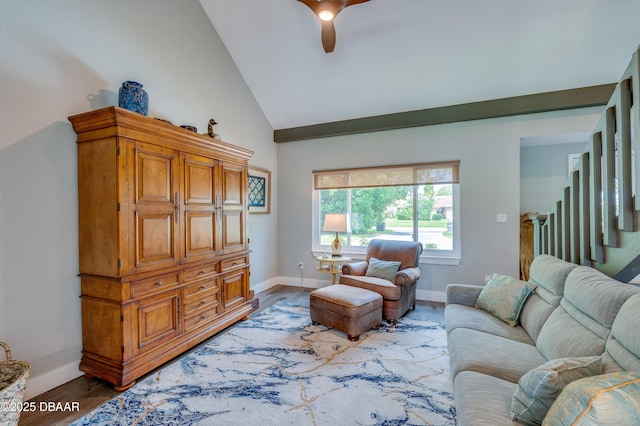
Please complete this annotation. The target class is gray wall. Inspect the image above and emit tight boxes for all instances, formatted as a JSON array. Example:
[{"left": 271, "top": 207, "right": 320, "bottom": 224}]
[
  {"left": 0, "top": 0, "right": 277, "bottom": 398},
  {"left": 520, "top": 141, "right": 588, "bottom": 214},
  {"left": 277, "top": 110, "right": 601, "bottom": 300}
]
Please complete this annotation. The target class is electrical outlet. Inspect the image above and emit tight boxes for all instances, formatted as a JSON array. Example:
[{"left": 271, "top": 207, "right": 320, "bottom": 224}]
[{"left": 298, "top": 262, "right": 304, "bottom": 270}]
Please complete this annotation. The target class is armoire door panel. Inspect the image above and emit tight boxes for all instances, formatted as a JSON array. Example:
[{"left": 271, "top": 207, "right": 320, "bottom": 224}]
[
  {"left": 184, "top": 155, "right": 215, "bottom": 205},
  {"left": 222, "top": 270, "right": 247, "bottom": 310},
  {"left": 136, "top": 291, "right": 179, "bottom": 350},
  {"left": 221, "top": 165, "right": 243, "bottom": 206},
  {"left": 221, "top": 210, "right": 243, "bottom": 252},
  {"left": 136, "top": 212, "right": 176, "bottom": 268},
  {"left": 135, "top": 146, "right": 175, "bottom": 204},
  {"left": 185, "top": 212, "right": 216, "bottom": 258}
]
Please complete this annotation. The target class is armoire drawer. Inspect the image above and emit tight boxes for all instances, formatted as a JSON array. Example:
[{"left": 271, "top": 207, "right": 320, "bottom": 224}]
[
  {"left": 220, "top": 256, "right": 248, "bottom": 272},
  {"left": 131, "top": 272, "right": 180, "bottom": 299},
  {"left": 183, "top": 289, "right": 220, "bottom": 315},
  {"left": 184, "top": 308, "right": 220, "bottom": 332},
  {"left": 183, "top": 263, "right": 218, "bottom": 282},
  {"left": 183, "top": 277, "right": 219, "bottom": 298}
]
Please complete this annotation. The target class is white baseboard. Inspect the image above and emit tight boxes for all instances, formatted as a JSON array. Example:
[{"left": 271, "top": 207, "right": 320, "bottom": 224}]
[
  {"left": 253, "top": 276, "right": 446, "bottom": 303},
  {"left": 25, "top": 361, "right": 83, "bottom": 400}
]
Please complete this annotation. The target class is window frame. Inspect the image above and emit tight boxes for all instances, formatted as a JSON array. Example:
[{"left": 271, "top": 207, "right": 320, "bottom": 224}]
[{"left": 312, "top": 181, "right": 461, "bottom": 266}]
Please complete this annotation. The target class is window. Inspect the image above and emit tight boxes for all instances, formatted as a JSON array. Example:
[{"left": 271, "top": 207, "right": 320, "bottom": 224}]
[{"left": 313, "top": 162, "right": 461, "bottom": 264}]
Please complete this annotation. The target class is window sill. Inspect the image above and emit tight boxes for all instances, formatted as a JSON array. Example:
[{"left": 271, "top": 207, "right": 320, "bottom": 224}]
[
  {"left": 323, "top": 250, "right": 461, "bottom": 266},
  {"left": 419, "top": 254, "right": 461, "bottom": 266}
]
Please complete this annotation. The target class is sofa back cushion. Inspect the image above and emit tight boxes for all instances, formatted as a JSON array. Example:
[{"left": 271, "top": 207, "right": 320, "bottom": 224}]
[
  {"left": 520, "top": 255, "right": 578, "bottom": 342},
  {"left": 364, "top": 239, "right": 422, "bottom": 270},
  {"left": 536, "top": 266, "right": 640, "bottom": 361},
  {"left": 603, "top": 292, "right": 640, "bottom": 373}
]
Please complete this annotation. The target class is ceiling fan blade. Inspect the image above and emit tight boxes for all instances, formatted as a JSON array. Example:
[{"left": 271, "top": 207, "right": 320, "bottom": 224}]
[
  {"left": 345, "top": 0, "right": 370, "bottom": 7},
  {"left": 297, "top": 0, "right": 319, "bottom": 13},
  {"left": 321, "top": 20, "right": 337, "bottom": 53}
]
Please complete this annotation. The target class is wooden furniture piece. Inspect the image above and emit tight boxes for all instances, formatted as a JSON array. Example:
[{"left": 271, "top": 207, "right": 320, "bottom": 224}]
[
  {"left": 310, "top": 284, "right": 382, "bottom": 341},
  {"left": 69, "top": 107, "right": 258, "bottom": 391},
  {"left": 520, "top": 213, "right": 536, "bottom": 281},
  {"left": 315, "top": 256, "right": 351, "bottom": 284},
  {"left": 340, "top": 239, "right": 422, "bottom": 324}
]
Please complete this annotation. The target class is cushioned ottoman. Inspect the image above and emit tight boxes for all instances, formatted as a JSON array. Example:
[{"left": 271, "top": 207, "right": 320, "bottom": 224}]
[{"left": 310, "top": 284, "right": 383, "bottom": 341}]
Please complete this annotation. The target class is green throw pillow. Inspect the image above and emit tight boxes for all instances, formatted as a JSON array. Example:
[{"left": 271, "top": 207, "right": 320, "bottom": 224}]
[
  {"left": 542, "top": 371, "right": 640, "bottom": 426},
  {"left": 475, "top": 273, "right": 535, "bottom": 326},
  {"left": 365, "top": 257, "right": 401, "bottom": 281},
  {"left": 510, "top": 356, "right": 603, "bottom": 426}
]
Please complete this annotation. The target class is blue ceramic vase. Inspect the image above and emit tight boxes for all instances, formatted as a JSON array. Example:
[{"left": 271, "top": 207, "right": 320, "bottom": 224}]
[{"left": 118, "top": 81, "right": 148, "bottom": 115}]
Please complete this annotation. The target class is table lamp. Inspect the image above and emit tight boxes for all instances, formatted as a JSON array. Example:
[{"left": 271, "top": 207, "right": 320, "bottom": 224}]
[{"left": 322, "top": 213, "right": 348, "bottom": 257}]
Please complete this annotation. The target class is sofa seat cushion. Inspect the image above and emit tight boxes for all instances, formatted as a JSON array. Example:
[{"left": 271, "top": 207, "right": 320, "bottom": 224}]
[
  {"left": 339, "top": 275, "right": 400, "bottom": 300},
  {"left": 448, "top": 327, "right": 546, "bottom": 383},
  {"left": 475, "top": 273, "right": 536, "bottom": 326},
  {"left": 542, "top": 371, "right": 640, "bottom": 426},
  {"left": 453, "top": 371, "right": 520, "bottom": 426},
  {"left": 510, "top": 356, "right": 603, "bottom": 426},
  {"left": 444, "top": 304, "right": 534, "bottom": 345}
]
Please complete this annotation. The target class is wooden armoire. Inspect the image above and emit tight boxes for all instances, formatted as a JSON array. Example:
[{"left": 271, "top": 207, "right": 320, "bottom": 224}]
[{"left": 69, "top": 107, "right": 258, "bottom": 390}]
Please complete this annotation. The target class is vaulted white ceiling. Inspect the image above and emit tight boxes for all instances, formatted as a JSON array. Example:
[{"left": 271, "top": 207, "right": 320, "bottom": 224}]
[{"left": 200, "top": 0, "right": 640, "bottom": 130}]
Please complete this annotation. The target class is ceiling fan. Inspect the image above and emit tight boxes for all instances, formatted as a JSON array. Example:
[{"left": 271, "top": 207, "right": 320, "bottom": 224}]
[{"left": 297, "top": 0, "right": 370, "bottom": 53}]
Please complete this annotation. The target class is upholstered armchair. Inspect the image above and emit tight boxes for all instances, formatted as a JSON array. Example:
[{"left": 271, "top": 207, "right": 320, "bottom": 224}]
[{"left": 339, "top": 239, "right": 423, "bottom": 324}]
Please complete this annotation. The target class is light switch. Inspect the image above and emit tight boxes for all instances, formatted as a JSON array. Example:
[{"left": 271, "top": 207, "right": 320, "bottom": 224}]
[{"left": 496, "top": 214, "right": 507, "bottom": 223}]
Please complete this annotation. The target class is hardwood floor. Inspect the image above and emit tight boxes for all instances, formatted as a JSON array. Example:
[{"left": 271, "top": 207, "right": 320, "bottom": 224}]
[{"left": 18, "top": 285, "right": 444, "bottom": 425}]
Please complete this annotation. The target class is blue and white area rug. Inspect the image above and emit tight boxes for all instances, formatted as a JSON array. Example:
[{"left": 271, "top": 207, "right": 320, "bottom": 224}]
[{"left": 71, "top": 302, "right": 456, "bottom": 425}]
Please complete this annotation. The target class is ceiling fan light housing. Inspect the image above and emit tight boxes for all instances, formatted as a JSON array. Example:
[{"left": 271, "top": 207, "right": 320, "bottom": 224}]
[{"left": 318, "top": 9, "right": 334, "bottom": 21}]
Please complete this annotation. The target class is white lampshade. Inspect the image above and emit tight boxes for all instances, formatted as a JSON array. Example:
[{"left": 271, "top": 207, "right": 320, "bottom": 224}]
[
  {"left": 322, "top": 213, "right": 348, "bottom": 233},
  {"left": 322, "top": 214, "right": 349, "bottom": 257}
]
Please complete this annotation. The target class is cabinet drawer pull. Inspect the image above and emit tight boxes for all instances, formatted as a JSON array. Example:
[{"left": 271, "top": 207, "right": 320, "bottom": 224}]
[
  {"left": 199, "top": 270, "right": 206, "bottom": 275},
  {"left": 200, "top": 301, "right": 206, "bottom": 305},
  {"left": 201, "top": 315, "right": 207, "bottom": 320},
  {"left": 200, "top": 285, "right": 206, "bottom": 290},
  {"left": 155, "top": 281, "right": 162, "bottom": 286}
]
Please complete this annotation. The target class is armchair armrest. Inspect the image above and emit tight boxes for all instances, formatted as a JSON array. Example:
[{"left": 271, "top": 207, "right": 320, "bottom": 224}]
[
  {"left": 342, "top": 261, "right": 368, "bottom": 276},
  {"left": 394, "top": 267, "right": 421, "bottom": 286},
  {"left": 445, "top": 284, "right": 484, "bottom": 307}
]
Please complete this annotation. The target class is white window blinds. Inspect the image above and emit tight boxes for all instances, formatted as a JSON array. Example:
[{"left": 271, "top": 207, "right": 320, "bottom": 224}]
[{"left": 313, "top": 161, "right": 460, "bottom": 190}]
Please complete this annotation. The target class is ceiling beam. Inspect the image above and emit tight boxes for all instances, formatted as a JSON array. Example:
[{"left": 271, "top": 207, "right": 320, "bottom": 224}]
[{"left": 273, "top": 83, "right": 616, "bottom": 143}]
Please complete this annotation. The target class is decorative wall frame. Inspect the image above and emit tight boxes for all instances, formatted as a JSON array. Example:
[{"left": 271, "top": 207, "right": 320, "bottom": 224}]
[{"left": 248, "top": 166, "right": 271, "bottom": 214}]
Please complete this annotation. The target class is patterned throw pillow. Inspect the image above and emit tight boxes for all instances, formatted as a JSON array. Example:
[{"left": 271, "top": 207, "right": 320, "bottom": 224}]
[
  {"left": 365, "top": 257, "right": 401, "bottom": 281},
  {"left": 510, "top": 356, "right": 603, "bottom": 426},
  {"left": 542, "top": 371, "right": 640, "bottom": 426},
  {"left": 475, "top": 273, "right": 536, "bottom": 326}
]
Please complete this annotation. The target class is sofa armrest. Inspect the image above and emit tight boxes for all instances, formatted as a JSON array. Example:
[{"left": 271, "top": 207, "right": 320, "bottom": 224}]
[
  {"left": 342, "top": 261, "right": 368, "bottom": 276},
  {"left": 394, "top": 267, "right": 421, "bottom": 286},
  {"left": 445, "top": 284, "right": 484, "bottom": 307}
]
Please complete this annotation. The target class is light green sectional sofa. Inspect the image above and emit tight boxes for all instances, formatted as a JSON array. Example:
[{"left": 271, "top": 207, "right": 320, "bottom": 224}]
[{"left": 445, "top": 255, "right": 640, "bottom": 425}]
